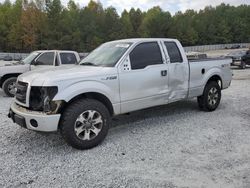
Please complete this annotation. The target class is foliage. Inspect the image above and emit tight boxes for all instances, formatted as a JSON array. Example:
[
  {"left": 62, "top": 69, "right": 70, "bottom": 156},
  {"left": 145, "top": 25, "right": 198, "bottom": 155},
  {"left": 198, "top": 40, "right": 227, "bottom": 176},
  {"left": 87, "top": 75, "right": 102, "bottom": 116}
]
[{"left": 0, "top": 0, "right": 249, "bottom": 52}]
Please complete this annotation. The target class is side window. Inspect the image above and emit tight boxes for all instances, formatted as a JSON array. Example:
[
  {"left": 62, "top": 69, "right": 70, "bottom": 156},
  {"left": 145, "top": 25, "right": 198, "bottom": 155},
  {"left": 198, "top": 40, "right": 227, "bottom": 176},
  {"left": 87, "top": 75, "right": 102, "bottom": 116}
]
[
  {"left": 60, "top": 53, "right": 77, "bottom": 64},
  {"left": 36, "top": 52, "right": 54, "bottom": 65},
  {"left": 130, "top": 42, "right": 163, "bottom": 70},
  {"left": 164, "top": 42, "right": 183, "bottom": 63}
]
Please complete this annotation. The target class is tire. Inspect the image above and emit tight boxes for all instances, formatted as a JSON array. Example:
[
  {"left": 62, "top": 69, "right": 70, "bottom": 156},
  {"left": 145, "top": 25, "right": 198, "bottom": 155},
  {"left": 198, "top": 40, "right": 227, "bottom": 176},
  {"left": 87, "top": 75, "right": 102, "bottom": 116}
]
[
  {"left": 240, "top": 61, "right": 246, "bottom": 69},
  {"left": 197, "top": 81, "right": 221, "bottom": 112},
  {"left": 60, "top": 98, "right": 110, "bottom": 150},
  {"left": 2, "top": 77, "right": 17, "bottom": 97}
]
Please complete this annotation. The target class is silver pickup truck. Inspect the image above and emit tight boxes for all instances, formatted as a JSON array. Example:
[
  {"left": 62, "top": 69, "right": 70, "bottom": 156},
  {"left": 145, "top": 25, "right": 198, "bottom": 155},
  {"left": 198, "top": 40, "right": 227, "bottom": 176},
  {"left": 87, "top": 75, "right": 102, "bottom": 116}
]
[
  {"left": 0, "top": 50, "right": 80, "bottom": 97},
  {"left": 8, "top": 38, "right": 232, "bottom": 149}
]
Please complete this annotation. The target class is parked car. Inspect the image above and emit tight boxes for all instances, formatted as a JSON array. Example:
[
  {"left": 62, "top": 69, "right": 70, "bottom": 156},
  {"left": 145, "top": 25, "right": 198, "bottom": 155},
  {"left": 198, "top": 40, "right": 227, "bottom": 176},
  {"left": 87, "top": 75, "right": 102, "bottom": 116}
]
[
  {"left": 8, "top": 38, "right": 232, "bottom": 149},
  {"left": 0, "top": 50, "right": 80, "bottom": 97},
  {"left": 3, "top": 56, "right": 13, "bottom": 61},
  {"left": 241, "top": 50, "right": 250, "bottom": 69},
  {"left": 226, "top": 50, "right": 248, "bottom": 69},
  {"left": 230, "top": 44, "right": 241, "bottom": 49},
  {"left": 13, "top": 56, "right": 22, "bottom": 61}
]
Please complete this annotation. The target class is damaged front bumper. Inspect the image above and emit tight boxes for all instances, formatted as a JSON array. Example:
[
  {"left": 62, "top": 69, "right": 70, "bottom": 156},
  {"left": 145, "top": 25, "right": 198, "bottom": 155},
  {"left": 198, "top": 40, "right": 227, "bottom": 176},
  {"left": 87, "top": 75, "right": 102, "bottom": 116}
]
[{"left": 8, "top": 102, "right": 61, "bottom": 132}]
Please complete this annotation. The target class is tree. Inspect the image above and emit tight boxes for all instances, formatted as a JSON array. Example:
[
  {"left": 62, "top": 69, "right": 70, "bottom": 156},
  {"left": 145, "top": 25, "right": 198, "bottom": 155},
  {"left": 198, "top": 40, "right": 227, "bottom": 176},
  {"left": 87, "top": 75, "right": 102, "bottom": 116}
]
[
  {"left": 139, "top": 6, "right": 171, "bottom": 38},
  {"left": 120, "top": 10, "right": 133, "bottom": 38}
]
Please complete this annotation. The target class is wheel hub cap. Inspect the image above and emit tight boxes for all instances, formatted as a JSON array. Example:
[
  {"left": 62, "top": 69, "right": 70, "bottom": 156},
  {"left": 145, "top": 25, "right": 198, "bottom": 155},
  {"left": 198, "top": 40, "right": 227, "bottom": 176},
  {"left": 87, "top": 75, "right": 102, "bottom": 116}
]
[
  {"left": 74, "top": 110, "right": 103, "bottom": 141},
  {"left": 208, "top": 87, "right": 219, "bottom": 106},
  {"left": 8, "top": 82, "right": 16, "bottom": 95}
]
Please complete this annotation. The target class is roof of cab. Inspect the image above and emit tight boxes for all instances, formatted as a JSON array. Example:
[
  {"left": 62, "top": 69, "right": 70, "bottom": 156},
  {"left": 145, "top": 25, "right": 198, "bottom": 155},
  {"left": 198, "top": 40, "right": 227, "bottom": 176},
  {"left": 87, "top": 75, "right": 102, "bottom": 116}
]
[
  {"left": 108, "top": 38, "right": 178, "bottom": 43},
  {"left": 32, "top": 50, "right": 77, "bottom": 53}
]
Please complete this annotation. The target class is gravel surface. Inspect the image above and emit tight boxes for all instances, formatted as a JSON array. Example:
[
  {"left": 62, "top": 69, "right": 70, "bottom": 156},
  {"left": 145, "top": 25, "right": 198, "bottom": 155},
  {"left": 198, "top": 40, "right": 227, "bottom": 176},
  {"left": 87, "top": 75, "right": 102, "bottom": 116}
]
[{"left": 0, "top": 68, "right": 250, "bottom": 188}]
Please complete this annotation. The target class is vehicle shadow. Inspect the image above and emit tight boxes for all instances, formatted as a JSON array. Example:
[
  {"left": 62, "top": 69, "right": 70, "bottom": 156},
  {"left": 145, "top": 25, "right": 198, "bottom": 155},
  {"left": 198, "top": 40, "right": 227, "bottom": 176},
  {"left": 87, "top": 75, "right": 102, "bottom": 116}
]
[{"left": 110, "top": 99, "right": 199, "bottom": 129}]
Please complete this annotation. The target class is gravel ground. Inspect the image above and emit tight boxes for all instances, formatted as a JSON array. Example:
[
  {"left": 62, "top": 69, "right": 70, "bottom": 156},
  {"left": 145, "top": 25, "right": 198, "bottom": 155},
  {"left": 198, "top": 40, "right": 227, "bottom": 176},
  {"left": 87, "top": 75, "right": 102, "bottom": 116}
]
[{"left": 0, "top": 68, "right": 250, "bottom": 188}]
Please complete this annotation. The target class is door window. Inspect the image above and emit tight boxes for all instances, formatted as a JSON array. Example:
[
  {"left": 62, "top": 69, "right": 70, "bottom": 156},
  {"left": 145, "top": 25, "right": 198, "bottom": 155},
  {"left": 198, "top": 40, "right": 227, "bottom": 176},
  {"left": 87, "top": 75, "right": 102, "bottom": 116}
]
[
  {"left": 36, "top": 52, "right": 54, "bottom": 65},
  {"left": 130, "top": 42, "right": 163, "bottom": 70},
  {"left": 60, "top": 53, "right": 78, "bottom": 64}
]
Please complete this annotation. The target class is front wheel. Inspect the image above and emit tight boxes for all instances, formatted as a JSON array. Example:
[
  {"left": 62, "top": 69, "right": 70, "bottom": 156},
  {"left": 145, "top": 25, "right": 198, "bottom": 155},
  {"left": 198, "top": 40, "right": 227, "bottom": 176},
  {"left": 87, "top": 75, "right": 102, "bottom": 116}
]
[
  {"left": 197, "top": 81, "right": 221, "bottom": 112},
  {"left": 60, "top": 98, "right": 110, "bottom": 150},
  {"left": 2, "top": 77, "right": 17, "bottom": 97}
]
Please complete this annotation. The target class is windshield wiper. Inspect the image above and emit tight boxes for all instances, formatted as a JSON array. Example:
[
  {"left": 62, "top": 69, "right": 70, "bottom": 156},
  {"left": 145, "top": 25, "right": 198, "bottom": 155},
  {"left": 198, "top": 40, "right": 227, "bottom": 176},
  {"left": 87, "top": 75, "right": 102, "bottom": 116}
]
[{"left": 80, "top": 62, "right": 97, "bottom": 66}]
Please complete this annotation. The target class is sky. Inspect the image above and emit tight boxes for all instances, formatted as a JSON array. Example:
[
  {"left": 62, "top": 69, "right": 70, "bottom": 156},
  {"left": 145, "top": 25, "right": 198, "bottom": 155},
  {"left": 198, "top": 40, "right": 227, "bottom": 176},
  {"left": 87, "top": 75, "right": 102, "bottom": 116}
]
[
  {"left": 67, "top": 0, "right": 250, "bottom": 14},
  {"left": 1, "top": 0, "right": 250, "bottom": 15}
]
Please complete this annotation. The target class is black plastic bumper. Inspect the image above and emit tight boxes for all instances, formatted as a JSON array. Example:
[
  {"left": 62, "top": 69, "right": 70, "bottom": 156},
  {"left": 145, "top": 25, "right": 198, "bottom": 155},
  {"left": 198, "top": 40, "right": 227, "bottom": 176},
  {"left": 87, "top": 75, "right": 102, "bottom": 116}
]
[{"left": 8, "top": 109, "right": 27, "bottom": 128}]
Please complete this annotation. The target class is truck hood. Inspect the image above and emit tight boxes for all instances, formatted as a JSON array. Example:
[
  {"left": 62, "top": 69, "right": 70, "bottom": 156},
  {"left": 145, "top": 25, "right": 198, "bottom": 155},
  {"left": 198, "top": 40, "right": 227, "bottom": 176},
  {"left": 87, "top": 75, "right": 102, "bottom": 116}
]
[
  {"left": 0, "top": 61, "right": 23, "bottom": 67},
  {"left": 18, "top": 65, "right": 117, "bottom": 86}
]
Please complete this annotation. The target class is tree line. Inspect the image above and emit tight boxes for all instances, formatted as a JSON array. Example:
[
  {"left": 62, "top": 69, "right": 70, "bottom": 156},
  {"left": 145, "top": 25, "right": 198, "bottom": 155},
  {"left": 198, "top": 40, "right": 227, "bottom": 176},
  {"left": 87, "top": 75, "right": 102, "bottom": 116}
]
[{"left": 0, "top": 0, "right": 250, "bottom": 52}]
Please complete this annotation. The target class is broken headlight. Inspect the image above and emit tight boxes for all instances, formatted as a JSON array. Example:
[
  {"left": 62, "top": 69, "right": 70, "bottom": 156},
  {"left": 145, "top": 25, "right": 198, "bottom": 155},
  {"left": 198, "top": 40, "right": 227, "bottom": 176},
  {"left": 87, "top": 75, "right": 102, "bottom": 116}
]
[{"left": 29, "top": 86, "right": 59, "bottom": 113}]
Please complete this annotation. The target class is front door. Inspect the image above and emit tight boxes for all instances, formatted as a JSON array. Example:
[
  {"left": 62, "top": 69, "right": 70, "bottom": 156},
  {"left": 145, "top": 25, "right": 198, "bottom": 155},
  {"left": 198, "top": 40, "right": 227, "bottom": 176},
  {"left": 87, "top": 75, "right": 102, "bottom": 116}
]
[{"left": 119, "top": 41, "right": 169, "bottom": 114}]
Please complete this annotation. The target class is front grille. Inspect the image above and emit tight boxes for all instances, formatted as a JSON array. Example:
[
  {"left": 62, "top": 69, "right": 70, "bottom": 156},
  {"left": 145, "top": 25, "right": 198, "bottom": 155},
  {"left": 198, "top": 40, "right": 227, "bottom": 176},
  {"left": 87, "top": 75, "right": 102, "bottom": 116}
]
[{"left": 16, "top": 81, "right": 28, "bottom": 103}]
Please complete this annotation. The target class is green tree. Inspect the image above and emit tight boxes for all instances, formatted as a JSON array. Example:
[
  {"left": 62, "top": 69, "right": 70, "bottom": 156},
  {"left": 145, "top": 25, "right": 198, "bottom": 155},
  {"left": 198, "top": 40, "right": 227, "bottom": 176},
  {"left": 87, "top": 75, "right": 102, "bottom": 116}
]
[{"left": 139, "top": 6, "right": 171, "bottom": 38}]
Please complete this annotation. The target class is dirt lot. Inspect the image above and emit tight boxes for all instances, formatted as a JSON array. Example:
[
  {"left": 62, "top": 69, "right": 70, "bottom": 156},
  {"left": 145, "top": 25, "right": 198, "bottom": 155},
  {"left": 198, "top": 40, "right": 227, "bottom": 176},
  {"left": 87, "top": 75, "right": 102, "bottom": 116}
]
[{"left": 0, "top": 67, "right": 250, "bottom": 188}]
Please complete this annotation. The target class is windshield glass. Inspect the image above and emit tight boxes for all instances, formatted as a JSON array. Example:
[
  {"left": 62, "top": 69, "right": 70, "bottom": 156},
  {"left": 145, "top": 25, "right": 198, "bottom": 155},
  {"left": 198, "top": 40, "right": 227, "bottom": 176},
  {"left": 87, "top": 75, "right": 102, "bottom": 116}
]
[
  {"left": 22, "top": 51, "right": 41, "bottom": 64},
  {"left": 79, "top": 42, "right": 132, "bottom": 67}
]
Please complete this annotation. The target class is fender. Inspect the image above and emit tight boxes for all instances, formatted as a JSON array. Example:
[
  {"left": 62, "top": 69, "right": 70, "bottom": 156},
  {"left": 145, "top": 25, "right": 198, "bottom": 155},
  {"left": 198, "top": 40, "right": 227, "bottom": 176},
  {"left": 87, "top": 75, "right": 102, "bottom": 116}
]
[
  {"left": 201, "top": 67, "right": 223, "bottom": 91},
  {"left": 53, "top": 80, "right": 119, "bottom": 105}
]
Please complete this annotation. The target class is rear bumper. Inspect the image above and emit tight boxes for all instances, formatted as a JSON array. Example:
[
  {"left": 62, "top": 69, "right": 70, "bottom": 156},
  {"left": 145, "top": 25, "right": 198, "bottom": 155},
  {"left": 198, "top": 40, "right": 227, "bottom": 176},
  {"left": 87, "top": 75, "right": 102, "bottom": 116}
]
[{"left": 8, "top": 102, "right": 60, "bottom": 132}]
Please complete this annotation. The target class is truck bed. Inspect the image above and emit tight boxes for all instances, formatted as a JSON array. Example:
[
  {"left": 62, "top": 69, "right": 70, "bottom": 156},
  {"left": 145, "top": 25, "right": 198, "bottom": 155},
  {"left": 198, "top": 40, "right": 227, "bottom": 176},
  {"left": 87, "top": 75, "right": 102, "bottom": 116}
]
[{"left": 188, "top": 57, "right": 232, "bottom": 98}]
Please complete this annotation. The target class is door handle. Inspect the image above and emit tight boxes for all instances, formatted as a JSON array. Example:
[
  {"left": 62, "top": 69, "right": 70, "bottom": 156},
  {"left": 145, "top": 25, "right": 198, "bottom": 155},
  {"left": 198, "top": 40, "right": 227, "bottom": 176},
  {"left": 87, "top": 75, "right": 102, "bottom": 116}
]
[{"left": 161, "top": 70, "right": 167, "bottom": 76}]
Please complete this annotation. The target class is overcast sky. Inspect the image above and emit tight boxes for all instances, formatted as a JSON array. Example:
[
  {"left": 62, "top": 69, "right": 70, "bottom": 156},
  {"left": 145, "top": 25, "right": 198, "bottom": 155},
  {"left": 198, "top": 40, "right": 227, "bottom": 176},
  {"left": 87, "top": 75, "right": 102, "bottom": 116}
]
[
  {"left": 2, "top": 0, "right": 250, "bottom": 14},
  {"left": 69, "top": 0, "right": 250, "bottom": 14}
]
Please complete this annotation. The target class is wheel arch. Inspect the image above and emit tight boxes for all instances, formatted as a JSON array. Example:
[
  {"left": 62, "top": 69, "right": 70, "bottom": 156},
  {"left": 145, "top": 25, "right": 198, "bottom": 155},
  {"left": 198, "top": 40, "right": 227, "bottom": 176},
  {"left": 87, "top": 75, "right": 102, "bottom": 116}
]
[
  {"left": 61, "top": 92, "right": 114, "bottom": 116},
  {"left": 0, "top": 73, "right": 20, "bottom": 88},
  {"left": 205, "top": 74, "right": 223, "bottom": 89}
]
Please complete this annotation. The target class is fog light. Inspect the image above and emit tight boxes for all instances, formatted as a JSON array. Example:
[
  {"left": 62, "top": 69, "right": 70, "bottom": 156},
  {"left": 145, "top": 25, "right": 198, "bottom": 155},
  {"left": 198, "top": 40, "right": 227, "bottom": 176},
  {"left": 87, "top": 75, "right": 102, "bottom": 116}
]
[{"left": 30, "top": 119, "right": 38, "bottom": 127}]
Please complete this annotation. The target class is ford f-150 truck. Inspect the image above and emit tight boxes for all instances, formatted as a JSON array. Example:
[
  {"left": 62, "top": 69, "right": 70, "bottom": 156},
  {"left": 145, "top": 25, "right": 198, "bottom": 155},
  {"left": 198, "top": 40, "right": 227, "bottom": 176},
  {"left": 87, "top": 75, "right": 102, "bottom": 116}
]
[
  {"left": 0, "top": 50, "right": 80, "bottom": 97},
  {"left": 8, "top": 38, "right": 232, "bottom": 150}
]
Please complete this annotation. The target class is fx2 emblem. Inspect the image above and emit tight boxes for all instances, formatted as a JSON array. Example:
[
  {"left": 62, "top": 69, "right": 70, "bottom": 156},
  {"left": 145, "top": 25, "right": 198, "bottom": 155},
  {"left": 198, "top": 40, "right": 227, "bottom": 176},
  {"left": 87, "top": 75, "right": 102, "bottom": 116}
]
[{"left": 101, "top": 76, "right": 117, "bottom": 80}]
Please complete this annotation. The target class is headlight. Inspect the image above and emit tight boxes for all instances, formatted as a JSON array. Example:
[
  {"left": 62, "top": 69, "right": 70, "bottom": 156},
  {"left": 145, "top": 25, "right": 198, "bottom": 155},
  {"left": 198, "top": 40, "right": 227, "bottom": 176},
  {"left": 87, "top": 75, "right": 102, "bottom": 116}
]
[{"left": 29, "top": 86, "right": 58, "bottom": 112}]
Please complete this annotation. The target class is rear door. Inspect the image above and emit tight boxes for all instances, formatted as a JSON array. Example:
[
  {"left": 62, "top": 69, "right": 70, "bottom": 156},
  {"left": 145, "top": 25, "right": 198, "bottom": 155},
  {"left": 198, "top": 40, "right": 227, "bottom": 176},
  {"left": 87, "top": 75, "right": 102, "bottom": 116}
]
[
  {"left": 119, "top": 41, "right": 169, "bottom": 113},
  {"left": 58, "top": 52, "right": 79, "bottom": 65},
  {"left": 162, "top": 40, "right": 189, "bottom": 102}
]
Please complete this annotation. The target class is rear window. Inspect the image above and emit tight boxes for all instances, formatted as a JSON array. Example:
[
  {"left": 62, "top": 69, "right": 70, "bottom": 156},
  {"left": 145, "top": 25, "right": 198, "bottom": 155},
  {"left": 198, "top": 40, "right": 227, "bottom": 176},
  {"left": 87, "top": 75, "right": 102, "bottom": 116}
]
[
  {"left": 164, "top": 42, "right": 183, "bottom": 63},
  {"left": 60, "top": 53, "right": 77, "bottom": 64}
]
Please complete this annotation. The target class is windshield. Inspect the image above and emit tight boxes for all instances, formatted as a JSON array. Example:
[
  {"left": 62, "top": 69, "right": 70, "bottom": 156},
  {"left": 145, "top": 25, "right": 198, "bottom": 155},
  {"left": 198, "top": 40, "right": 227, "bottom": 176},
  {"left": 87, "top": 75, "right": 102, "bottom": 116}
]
[
  {"left": 22, "top": 51, "right": 41, "bottom": 64},
  {"left": 79, "top": 42, "right": 132, "bottom": 67}
]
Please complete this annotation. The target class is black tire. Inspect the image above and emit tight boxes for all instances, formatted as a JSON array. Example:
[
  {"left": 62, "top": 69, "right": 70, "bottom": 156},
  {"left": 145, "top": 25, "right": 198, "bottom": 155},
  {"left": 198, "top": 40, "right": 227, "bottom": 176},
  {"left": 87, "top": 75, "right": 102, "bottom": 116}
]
[
  {"left": 60, "top": 98, "right": 110, "bottom": 150},
  {"left": 197, "top": 81, "right": 221, "bottom": 112},
  {"left": 2, "top": 77, "right": 17, "bottom": 97},
  {"left": 240, "top": 61, "right": 246, "bottom": 69}
]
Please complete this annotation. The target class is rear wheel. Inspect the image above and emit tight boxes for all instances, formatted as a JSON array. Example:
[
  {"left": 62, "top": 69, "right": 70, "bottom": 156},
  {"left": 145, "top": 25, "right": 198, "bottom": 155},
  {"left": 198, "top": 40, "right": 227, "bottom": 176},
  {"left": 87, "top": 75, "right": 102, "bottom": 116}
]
[
  {"left": 197, "top": 81, "right": 221, "bottom": 112},
  {"left": 60, "top": 98, "right": 110, "bottom": 150},
  {"left": 2, "top": 77, "right": 17, "bottom": 97}
]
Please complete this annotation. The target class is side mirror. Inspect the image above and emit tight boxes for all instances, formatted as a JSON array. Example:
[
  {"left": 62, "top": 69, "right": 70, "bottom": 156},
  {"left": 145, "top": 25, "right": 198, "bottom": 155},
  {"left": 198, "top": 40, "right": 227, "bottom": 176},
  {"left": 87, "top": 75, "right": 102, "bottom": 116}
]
[{"left": 31, "top": 59, "right": 38, "bottom": 65}]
